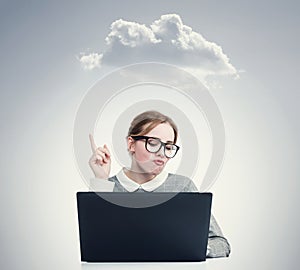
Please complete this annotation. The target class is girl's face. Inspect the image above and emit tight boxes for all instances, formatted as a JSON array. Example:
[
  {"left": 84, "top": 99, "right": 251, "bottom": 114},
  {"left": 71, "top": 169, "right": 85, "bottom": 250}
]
[{"left": 128, "top": 123, "right": 175, "bottom": 175}]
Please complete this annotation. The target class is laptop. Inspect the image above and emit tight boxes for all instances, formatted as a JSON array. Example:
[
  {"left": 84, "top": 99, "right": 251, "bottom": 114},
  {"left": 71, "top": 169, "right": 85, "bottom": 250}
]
[{"left": 76, "top": 192, "right": 212, "bottom": 262}]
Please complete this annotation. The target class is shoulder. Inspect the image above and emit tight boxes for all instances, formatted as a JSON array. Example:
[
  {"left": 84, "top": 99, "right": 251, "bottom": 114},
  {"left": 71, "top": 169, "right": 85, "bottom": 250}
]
[
  {"left": 107, "top": 175, "right": 128, "bottom": 192},
  {"left": 108, "top": 175, "right": 118, "bottom": 182},
  {"left": 107, "top": 175, "right": 122, "bottom": 185},
  {"left": 166, "top": 173, "right": 191, "bottom": 181},
  {"left": 164, "top": 173, "right": 198, "bottom": 192}
]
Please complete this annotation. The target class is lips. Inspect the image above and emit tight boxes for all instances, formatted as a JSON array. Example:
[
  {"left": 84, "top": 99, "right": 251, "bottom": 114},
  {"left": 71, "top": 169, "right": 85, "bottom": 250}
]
[{"left": 154, "top": 160, "right": 165, "bottom": 166}]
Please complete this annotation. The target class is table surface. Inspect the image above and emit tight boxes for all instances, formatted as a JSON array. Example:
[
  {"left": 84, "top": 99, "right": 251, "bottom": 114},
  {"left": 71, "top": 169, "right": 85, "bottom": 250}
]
[{"left": 80, "top": 257, "right": 232, "bottom": 270}]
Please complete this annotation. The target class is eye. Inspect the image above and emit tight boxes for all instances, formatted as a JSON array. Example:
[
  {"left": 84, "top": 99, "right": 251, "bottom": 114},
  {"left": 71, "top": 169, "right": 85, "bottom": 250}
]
[
  {"left": 148, "top": 139, "right": 160, "bottom": 146},
  {"left": 166, "top": 146, "right": 172, "bottom": 151}
]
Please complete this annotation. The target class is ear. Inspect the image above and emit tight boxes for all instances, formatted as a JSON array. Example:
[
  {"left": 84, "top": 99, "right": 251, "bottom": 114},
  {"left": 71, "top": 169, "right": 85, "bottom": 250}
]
[{"left": 127, "top": 136, "right": 135, "bottom": 154}]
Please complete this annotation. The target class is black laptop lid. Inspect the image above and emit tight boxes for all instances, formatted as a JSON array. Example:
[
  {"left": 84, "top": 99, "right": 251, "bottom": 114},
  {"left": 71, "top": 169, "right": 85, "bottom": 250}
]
[{"left": 76, "top": 192, "right": 212, "bottom": 262}]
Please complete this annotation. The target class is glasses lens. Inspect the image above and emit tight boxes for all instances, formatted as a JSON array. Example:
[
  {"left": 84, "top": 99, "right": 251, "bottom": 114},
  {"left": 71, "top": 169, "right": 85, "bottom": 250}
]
[
  {"left": 146, "top": 138, "right": 161, "bottom": 153},
  {"left": 146, "top": 138, "right": 178, "bottom": 158},
  {"left": 165, "top": 144, "right": 177, "bottom": 158}
]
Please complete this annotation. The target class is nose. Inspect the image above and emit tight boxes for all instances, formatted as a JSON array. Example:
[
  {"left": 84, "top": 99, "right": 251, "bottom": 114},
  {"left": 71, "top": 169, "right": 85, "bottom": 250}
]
[{"left": 156, "top": 145, "right": 165, "bottom": 157}]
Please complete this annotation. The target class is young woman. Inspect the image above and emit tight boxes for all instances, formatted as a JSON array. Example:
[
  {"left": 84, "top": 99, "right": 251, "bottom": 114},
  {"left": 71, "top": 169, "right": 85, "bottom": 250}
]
[{"left": 89, "top": 110, "right": 230, "bottom": 258}]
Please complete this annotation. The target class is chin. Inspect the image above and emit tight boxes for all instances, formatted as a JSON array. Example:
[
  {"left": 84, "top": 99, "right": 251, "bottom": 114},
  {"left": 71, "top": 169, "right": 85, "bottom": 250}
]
[
  {"left": 151, "top": 166, "right": 165, "bottom": 176},
  {"left": 136, "top": 161, "right": 165, "bottom": 175}
]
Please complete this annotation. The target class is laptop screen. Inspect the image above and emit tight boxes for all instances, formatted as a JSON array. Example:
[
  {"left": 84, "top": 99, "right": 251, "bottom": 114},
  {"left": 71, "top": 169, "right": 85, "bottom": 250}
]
[{"left": 77, "top": 192, "right": 212, "bottom": 262}]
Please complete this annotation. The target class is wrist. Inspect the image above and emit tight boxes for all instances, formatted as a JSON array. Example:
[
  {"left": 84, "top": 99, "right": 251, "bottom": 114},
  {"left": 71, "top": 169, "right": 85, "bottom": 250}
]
[{"left": 95, "top": 173, "right": 109, "bottom": 179}]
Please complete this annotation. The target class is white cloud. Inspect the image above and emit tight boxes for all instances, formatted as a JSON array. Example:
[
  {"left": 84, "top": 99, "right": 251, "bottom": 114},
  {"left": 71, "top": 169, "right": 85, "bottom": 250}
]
[
  {"left": 79, "top": 14, "right": 238, "bottom": 80},
  {"left": 79, "top": 53, "right": 102, "bottom": 70},
  {"left": 105, "top": 19, "right": 160, "bottom": 47}
]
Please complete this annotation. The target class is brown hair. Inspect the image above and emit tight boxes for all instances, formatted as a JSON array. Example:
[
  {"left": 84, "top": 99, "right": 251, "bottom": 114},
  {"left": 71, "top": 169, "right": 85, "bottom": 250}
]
[{"left": 127, "top": 110, "right": 178, "bottom": 143}]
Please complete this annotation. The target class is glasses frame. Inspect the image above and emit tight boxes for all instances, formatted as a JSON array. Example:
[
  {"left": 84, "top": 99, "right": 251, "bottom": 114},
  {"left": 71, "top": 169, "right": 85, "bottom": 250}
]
[{"left": 130, "top": 135, "right": 180, "bottom": 158}]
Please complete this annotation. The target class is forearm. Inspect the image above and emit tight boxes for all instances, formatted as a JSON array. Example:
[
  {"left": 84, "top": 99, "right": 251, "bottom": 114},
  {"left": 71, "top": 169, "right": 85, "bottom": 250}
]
[
  {"left": 207, "top": 236, "right": 231, "bottom": 257},
  {"left": 89, "top": 177, "right": 115, "bottom": 191},
  {"left": 207, "top": 214, "right": 231, "bottom": 258}
]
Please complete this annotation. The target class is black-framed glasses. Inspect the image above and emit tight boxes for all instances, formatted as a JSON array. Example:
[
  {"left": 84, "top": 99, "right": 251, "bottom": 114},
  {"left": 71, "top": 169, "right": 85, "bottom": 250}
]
[{"left": 130, "top": 135, "right": 180, "bottom": 158}]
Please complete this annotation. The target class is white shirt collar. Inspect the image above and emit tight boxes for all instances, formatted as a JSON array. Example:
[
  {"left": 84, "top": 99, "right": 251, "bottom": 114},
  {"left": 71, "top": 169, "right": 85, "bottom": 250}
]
[{"left": 116, "top": 168, "right": 168, "bottom": 192}]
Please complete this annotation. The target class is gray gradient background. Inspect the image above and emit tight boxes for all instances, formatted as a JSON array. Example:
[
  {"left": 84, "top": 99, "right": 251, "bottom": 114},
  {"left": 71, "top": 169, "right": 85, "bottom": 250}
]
[{"left": 0, "top": 1, "right": 299, "bottom": 269}]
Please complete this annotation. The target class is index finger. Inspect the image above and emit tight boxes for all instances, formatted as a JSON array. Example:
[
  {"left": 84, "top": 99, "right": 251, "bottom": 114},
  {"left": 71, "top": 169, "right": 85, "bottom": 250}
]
[{"left": 89, "top": 134, "right": 97, "bottom": 153}]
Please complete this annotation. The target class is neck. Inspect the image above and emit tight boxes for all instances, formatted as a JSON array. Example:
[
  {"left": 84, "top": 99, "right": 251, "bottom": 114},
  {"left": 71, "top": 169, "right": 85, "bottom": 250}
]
[{"left": 123, "top": 167, "right": 156, "bottom": 185}]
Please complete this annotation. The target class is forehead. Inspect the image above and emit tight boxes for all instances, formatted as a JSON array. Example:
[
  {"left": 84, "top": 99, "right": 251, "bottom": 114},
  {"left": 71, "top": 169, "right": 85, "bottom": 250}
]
[{"left": 145, "top": 123, "right": 175, "bottom": 142}]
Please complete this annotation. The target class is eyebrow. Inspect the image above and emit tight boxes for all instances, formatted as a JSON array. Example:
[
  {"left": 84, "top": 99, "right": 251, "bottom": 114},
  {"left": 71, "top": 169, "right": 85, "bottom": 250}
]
[{"left": 150, "top": 137, "right": 174, "bottom": 144}]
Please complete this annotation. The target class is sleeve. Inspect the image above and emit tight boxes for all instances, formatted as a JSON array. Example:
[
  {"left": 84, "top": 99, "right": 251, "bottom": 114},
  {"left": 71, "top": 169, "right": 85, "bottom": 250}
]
[
  {"left": 207, "top": 214, "right": 231, "bottom": 258},
  {"left": 88, "top": 178, "right": 115, "bottom": 192},
  {"left": 183, "top": 177, "right": 198, "bottom": 192},
  {"left": 182, "top": 179, "right": 231, "bottom": 258}
]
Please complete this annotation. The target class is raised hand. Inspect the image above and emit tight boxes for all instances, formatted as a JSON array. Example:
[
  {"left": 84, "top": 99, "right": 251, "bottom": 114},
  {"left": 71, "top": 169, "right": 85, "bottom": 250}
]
[{"left": 88, "top": 134, "right": 111, "bottom": 179}]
